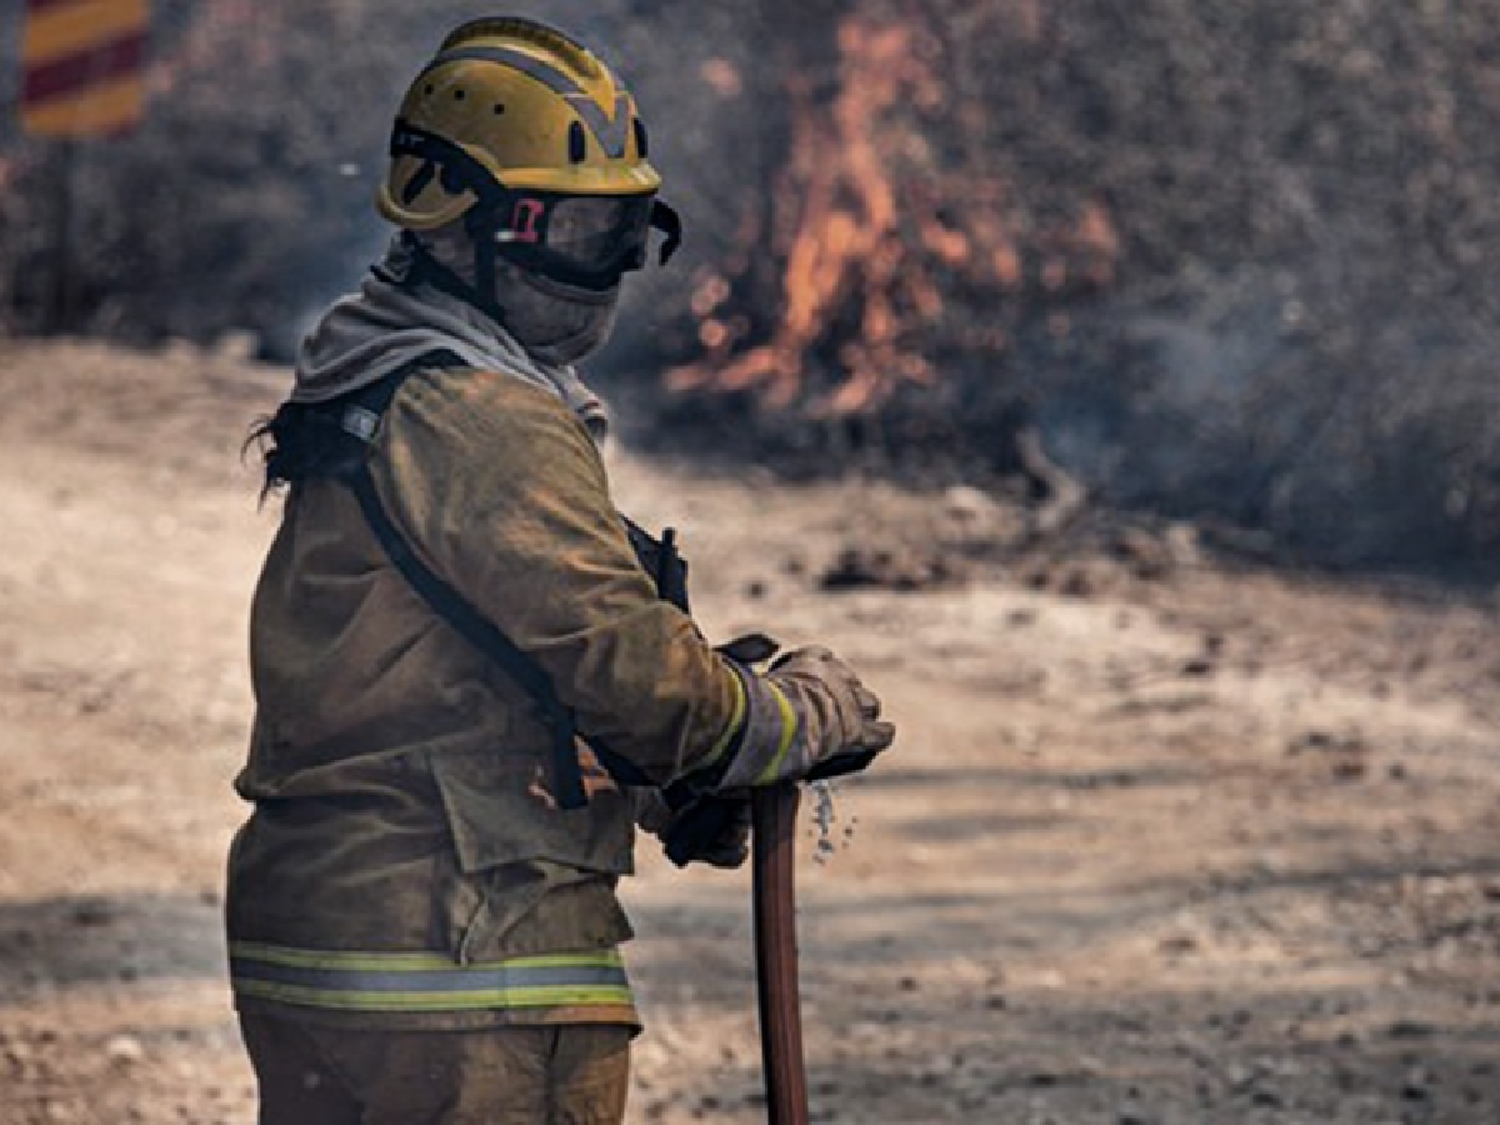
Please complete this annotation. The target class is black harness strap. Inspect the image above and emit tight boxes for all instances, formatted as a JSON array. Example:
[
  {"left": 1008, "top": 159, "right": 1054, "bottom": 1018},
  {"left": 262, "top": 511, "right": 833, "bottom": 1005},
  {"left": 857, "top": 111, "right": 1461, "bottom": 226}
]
[
  {"left": 335, "top": 351, "right": 653, "bottom": 809},
  {"left": 345, "top": 465, "right": 595, "bottom": 809}
]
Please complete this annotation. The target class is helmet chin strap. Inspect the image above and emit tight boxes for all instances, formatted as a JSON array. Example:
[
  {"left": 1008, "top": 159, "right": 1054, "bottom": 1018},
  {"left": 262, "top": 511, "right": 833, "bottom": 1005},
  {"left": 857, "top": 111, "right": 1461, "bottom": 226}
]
[
  {"left": 468, "top": 205, "right": 502, "bottom": 314},
  {"left": 396, "top": 231, "right": 507, "bottom": 325}
]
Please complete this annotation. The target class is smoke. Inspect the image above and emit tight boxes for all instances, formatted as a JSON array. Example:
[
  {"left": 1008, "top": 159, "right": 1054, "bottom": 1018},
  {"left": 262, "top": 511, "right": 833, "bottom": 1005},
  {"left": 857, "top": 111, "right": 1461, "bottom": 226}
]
[{"left": 6, "top": 0, "right": 1500, "bottom": 567}]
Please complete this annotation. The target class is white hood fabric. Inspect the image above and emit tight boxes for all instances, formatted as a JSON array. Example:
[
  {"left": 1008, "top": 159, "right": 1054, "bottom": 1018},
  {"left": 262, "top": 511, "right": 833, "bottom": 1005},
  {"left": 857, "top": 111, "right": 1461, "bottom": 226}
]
[{"left": 292, "top": 238, "right": 609, "bottom": 441}]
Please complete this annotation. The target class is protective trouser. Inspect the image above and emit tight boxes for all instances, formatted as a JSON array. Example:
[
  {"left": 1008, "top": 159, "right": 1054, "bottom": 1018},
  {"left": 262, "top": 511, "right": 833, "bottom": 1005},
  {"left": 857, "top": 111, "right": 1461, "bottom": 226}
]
[{"left": 239, "top": 1016, "right": 631, "bottom": 1125}]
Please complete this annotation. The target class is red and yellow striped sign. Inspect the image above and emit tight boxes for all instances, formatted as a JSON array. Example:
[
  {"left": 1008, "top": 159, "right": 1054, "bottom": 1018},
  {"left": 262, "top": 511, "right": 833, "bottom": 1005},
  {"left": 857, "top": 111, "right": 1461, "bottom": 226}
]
[{"left": 22, "top": 0, "right": 151, "bottom": 138}]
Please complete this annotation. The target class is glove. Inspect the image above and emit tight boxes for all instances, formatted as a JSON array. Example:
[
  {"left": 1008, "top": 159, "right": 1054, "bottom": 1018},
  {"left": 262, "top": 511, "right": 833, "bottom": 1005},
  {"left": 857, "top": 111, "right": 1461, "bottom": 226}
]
[
  {"left": 717, "top": 645, "right": 895, "bottom": 789},
  {"left": 663, "top": 796, "right": 751, "bottom": 868},
  {"left": 717, "top": 632, "right": 781, "bottom": 664},
  {"left": 631, "top": 787, "right": 750, "bottom": 869}
]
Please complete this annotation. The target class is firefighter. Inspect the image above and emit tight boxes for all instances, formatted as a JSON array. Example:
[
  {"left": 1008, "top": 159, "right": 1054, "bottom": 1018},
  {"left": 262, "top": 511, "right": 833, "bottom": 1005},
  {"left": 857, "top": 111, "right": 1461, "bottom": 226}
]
[{"left": 228, "top": 16, "right": 894, "bottom": 1124}]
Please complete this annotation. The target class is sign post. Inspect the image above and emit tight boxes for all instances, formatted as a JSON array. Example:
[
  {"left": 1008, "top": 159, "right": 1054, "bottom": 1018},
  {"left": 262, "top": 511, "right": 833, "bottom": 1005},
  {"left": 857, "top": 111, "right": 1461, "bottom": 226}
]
[
  {"left": 21, "top": 0, "right": 151, "bottom": 331},
  {"left": 22, "top": 0, "right": 150, "bottom": 139}
]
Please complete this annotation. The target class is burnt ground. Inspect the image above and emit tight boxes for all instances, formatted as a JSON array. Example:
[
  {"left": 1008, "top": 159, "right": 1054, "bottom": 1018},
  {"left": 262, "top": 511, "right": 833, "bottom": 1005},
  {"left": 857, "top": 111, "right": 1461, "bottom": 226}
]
[{"left": 1, "top": 338, "right": 1498, "bottom": 1124}]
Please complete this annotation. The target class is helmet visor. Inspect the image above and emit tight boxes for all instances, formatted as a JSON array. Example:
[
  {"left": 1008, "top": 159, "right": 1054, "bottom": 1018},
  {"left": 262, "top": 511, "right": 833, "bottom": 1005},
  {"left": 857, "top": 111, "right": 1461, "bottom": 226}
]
[
  {"left": 547, "top": 196, "right": 654, "bottom": 269},
  {"left": 496, "top": 193, "right": 655, "bottom": 287}
]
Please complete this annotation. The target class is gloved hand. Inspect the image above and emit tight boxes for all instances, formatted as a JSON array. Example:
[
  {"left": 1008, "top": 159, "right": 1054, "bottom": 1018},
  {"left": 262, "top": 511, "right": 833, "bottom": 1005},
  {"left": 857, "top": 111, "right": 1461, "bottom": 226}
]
[
  {"left": 717, "top": 645, "right": 895, "bottom": 789},
  {"left": 631, "top": 787, "right": 750, "bottom": 869},
  {"left": 717, "top": 632, "right": 781, "bottom": 665}
]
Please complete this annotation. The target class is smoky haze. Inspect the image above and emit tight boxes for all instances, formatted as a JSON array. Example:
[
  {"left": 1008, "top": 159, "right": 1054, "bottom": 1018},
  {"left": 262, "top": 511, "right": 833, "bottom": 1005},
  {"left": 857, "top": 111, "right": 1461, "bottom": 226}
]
[{"left": 3, "top": 0, "right": 1500, "bottom": 569}]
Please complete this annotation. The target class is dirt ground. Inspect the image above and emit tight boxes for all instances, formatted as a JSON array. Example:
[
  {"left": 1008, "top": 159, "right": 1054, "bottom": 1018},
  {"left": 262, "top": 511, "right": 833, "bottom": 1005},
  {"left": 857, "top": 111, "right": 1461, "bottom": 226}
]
[{"left": 0, "top": 338, "right": 1497, "bottom": 1125}]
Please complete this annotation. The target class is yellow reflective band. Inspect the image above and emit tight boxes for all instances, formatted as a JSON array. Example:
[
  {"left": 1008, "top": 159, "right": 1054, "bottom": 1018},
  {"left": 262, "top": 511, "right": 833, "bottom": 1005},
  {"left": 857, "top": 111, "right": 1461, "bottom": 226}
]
[
  {"left": 234, "top": 979, "right": 635, "bottom": 1013},
  {"left": 229, "top": 941, "right": 624, "bottom": 975},
  {"left": 754, "top": 682, "right": 800, "bottom": 785},
  {"left": 700, "top": 666, "right": 748, "bottom": 767},
  {"left": 230, "top": 942, "right": 636, "bottom": 1015}
]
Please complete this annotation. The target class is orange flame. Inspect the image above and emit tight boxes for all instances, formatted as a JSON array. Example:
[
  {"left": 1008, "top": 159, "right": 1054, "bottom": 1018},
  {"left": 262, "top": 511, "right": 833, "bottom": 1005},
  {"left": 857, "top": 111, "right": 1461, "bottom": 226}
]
[
  {"left": 670, "top": 17, "right": 950, "bottom": 413},
  {"left": 669, "top": 7, "right": 1121, "bottom": 417}
]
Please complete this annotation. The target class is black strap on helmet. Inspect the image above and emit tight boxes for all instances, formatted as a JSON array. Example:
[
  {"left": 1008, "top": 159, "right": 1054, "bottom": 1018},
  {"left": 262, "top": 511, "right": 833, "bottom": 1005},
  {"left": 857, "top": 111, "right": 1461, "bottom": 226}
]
[
  {"left": 388, "top": 231, "right": 504, "bottom": 327},
  {"left": 390, "top": 123, "right": 508, "bottom": 209},
  {"left": 651, "top": 200, "right": 683, "bottom": 265},
  {"left": 390, "top": 122, "right": 508, "bottom": 306},
  {"left": 390, "top": 119, "right": 684, "bottom": 298}
]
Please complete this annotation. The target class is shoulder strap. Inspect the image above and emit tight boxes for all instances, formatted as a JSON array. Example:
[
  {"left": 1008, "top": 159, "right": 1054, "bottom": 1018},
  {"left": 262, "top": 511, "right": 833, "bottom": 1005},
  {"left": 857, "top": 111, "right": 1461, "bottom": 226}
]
[
  {"left": 337, "top": 350, "right": 650, "bottom": 809},
  {"left": 345, "top": 462, "right": 602, "bottom": 809},
  {"left": 336, "top": 347, "right": 469, "bottom": 436}
]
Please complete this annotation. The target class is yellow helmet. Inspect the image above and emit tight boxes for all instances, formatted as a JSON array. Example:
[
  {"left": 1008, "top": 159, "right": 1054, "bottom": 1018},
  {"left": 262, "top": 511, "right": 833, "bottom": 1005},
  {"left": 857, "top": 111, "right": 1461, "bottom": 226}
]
[
  {"left": 378, "top": 17, "right": 680, "bottom": 294},
  {"left": 379, "top": 17, "right": 660, "bottom": 230}
]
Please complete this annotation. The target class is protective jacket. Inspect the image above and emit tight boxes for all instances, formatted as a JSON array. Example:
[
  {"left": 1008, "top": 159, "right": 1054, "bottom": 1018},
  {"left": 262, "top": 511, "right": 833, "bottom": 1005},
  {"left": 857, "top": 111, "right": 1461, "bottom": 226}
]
[{"left": 227, "top": 358, "right": 753, "bottom": 1030}]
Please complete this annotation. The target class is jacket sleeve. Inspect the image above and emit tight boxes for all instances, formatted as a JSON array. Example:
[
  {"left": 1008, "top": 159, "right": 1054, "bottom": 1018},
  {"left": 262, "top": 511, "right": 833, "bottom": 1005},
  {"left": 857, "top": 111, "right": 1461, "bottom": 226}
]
[{"left": 370, "top": 365, "right": 749, "bottom": 785}]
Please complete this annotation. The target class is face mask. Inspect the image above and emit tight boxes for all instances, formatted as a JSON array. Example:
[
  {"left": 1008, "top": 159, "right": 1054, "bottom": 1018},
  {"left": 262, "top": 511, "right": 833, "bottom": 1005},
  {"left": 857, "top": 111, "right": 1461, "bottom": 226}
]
[
  {"left": 492, "top": 260, "right": 621, "bottom": 366},
  {"left": 415, "top": 225, "right": 621, "bottom": 365}
]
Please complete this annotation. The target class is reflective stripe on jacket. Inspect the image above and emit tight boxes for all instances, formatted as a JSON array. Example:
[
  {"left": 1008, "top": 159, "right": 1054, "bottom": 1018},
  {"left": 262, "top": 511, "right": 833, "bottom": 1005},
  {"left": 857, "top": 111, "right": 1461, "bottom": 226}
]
[
  {"left": 230, "top": 942, "right": 637, "bottom": 1022},
  {"left": 228, "top": 363, "right": 752, "bottom": 1029}
]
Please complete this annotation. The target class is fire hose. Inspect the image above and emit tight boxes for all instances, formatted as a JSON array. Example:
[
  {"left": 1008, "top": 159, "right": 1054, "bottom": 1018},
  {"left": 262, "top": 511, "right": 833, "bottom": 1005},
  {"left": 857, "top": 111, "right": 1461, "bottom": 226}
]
[
  {"left": 750, "top": 748, "right": 877, "bottom": 1124},
  {"left": 673, "top": 772, "right": 873, "bottom": 1123},
  {"left": 752, "top": 783, "right": 809, "bottom": 1125},
  {"left": 650, "top": 608, "right": 879, "bottom": 1121}
]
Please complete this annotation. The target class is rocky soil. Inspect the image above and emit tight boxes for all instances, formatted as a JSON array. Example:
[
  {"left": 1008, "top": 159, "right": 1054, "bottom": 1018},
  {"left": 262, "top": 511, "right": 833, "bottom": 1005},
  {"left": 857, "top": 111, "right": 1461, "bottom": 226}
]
[{"left": 0, "top": 339, "right": 1497, "bottom": 1123}]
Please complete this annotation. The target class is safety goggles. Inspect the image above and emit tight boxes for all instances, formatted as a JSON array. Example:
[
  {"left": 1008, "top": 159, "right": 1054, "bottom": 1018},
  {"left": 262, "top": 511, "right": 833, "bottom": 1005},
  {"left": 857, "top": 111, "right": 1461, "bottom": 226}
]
[{"left": 491, "top": 192, "right": 681, "bottom": 290}]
